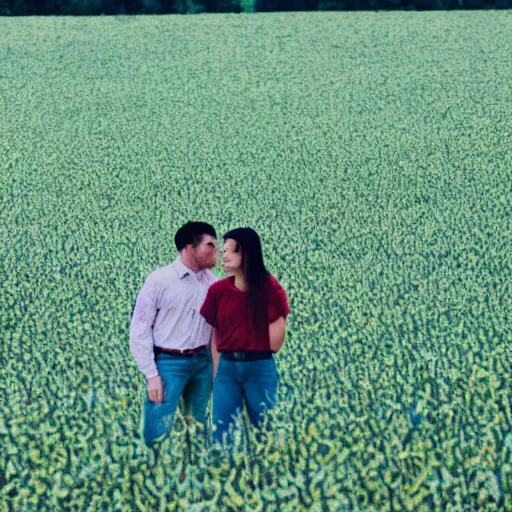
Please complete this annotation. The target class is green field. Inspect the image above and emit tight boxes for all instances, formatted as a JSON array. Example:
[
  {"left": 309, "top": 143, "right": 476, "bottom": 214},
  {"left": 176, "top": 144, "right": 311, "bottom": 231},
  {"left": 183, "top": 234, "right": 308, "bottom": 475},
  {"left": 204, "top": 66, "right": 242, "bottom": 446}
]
[{"left": 1, "top": 12, "right": 512, "bottom": 511}]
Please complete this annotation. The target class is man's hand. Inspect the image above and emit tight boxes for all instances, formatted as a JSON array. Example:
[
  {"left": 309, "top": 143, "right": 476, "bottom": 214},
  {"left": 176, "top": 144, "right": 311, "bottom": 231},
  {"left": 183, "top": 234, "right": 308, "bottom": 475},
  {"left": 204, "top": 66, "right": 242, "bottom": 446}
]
[{"left": 147, "top": 375, "right": 163, "bottom": 403}]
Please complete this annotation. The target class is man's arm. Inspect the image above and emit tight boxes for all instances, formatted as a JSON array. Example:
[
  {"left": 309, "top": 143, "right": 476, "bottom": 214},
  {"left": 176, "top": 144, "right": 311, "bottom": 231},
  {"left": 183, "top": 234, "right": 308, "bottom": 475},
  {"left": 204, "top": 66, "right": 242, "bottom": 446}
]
[
  {"left": 129, "top": 278, "right": 163, "bottom": 403},
  {"left": 269, "top": 316, "right": 286, "bottom": 353},
  {"left": 211, "top": 328, "right": 220, "bottom": 377}
]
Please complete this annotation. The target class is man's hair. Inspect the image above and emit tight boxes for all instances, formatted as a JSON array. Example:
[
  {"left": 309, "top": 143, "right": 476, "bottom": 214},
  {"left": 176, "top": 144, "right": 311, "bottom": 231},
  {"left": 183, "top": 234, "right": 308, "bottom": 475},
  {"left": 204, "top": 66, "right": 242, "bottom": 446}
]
[{"left": 174, "top": 221, "right": 217, "bottom": 252}]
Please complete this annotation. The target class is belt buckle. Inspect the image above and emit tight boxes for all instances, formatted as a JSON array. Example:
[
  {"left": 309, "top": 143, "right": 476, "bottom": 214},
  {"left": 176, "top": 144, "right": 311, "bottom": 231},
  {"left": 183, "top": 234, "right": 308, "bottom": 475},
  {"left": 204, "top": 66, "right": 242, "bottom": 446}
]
[{"left": 233, "top": 352, "right": 244, "bottom": 361}]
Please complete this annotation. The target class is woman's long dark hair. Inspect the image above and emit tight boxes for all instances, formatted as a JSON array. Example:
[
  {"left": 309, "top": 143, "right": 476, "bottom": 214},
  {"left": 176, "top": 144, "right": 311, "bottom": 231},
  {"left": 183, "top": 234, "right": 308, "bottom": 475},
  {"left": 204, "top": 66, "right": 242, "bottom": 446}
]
[{"left": 223, "top": 227, "right": 270, "bottom": 333}]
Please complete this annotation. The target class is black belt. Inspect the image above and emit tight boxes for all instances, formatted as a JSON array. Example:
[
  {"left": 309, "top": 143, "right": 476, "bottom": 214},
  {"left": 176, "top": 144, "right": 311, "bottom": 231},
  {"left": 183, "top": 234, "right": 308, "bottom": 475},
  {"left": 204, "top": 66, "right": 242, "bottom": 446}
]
[{"left": 221, "top": 351, "right": 273, "bottom": 361}]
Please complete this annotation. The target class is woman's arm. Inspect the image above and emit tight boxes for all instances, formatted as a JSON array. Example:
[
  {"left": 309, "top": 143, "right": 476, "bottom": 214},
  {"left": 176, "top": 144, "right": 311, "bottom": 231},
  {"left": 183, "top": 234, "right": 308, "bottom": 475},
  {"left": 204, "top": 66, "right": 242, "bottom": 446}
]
[
  {"left": 269, "top": 316, "right": 286, "bottom": 353},
  {"left": 211, "top": 328, "right": 220, "bottom": 376}
]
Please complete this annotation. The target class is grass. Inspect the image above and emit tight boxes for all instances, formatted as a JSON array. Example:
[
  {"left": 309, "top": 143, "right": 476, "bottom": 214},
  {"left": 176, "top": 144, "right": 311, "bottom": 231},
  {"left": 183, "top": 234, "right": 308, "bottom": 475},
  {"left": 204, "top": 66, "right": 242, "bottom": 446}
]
[{"left": 1, "top": 11, "right": 511, "bottom": 511}]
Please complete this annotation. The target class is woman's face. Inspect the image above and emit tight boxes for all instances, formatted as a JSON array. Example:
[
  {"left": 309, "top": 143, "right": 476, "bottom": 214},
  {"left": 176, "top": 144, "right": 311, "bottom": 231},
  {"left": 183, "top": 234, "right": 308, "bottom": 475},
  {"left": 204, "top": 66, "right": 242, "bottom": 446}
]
[{"left": 221, "top": 238, "right": 242, "bottom": 275}]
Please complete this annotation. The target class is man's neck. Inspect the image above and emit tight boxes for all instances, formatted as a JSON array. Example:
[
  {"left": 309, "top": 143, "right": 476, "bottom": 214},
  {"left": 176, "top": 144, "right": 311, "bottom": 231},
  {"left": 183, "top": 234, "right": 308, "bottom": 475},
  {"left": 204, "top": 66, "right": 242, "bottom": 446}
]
[{"left": 179, "top": 253, "right": 201, "bottom": 274}]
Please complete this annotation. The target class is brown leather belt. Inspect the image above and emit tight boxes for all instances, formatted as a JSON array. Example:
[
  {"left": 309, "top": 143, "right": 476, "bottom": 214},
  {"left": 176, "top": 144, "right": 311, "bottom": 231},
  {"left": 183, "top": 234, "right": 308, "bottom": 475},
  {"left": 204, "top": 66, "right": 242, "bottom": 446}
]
[{"left": 154, "top": 345, "right": 208, "bottom": 357}]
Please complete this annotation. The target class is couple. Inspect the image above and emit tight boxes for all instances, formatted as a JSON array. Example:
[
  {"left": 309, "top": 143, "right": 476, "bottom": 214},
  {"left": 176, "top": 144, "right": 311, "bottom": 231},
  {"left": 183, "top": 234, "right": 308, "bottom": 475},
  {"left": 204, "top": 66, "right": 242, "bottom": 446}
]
[{"left": 129, "top": 221, "right": 290, "bottom": 448}]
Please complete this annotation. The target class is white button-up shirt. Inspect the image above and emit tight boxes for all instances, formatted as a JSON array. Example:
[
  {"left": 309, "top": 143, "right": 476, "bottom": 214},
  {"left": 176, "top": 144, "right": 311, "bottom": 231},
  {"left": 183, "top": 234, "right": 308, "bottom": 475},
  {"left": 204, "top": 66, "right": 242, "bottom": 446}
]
[{"left": 129, "top": 257, "right": 217, "bottom": 380}]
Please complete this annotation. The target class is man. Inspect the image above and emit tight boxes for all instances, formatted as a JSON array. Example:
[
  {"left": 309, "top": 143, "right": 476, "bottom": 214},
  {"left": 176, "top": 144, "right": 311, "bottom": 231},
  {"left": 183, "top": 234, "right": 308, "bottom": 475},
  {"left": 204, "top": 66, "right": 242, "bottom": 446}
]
[{"left": 129, "top": 221, "right": 219, "bottom": 447}]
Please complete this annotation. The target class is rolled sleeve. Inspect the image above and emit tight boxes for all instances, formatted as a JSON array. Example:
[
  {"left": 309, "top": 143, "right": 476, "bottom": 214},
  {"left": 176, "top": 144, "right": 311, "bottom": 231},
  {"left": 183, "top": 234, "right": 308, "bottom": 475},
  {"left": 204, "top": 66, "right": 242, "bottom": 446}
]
[
  {"left": 199, "top": 285, "right": 218, "bottom": 328},
  {"left": 129, "top": 276, "right": 160, "bottom": 380}
]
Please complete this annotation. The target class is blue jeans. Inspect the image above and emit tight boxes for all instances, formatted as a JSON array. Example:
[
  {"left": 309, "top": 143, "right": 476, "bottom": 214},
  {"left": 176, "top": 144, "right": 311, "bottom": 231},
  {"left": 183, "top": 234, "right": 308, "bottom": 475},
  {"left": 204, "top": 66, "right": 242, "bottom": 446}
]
[
  {"left": 212, "top": 355, "right": 279, "bottom": 447},
  {"left": 143, "top": 350, "right": 212, "bottom": 447}
]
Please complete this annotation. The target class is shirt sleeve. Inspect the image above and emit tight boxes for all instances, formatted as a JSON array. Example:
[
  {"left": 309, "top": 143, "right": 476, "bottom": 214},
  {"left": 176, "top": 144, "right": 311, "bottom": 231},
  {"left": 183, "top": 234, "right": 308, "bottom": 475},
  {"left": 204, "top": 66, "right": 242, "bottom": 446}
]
[
  {"left": 129, "top": 275, "right": 160, "bottom": 380},
  {"left": 267, "top": 277, "right": 290, "bottom": 324},
  {"left": 200, "top": 285, "right": 218, "bottom": 328}
]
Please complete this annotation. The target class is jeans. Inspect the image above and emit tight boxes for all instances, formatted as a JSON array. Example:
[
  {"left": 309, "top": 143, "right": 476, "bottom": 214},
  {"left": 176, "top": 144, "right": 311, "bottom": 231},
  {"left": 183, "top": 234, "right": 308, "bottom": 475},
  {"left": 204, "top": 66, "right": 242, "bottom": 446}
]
[
  {"left": 143, "top": 350, "right": 212, "bottom": 447},
  {"left": 212, "top": 354, "right": 279, "bottom": 447}
]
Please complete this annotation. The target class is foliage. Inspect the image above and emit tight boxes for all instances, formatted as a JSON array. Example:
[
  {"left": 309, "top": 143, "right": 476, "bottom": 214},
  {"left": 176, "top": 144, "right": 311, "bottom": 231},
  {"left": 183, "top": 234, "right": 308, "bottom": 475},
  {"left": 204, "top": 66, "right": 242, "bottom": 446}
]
[
  {"left": 1, "top": 12, "right": 511, "bottom": 511},
  {"left": 1, "top": 0, "right": 512, "bottom": 15}
]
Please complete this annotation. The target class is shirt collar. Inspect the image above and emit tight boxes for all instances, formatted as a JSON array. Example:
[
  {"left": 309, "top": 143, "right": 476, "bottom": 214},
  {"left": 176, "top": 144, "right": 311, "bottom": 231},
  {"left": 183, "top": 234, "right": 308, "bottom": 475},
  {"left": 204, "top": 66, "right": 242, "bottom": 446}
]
[{"left": 175, "top": 256, "right": 205, "bottom": 280}]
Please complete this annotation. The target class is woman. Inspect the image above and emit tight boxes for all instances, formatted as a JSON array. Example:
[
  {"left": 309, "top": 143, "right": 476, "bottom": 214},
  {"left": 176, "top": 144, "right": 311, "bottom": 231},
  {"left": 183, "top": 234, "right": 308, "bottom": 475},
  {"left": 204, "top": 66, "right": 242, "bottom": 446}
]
[{"left": 199, "top": 227, "right": 290, "bottom": 447}]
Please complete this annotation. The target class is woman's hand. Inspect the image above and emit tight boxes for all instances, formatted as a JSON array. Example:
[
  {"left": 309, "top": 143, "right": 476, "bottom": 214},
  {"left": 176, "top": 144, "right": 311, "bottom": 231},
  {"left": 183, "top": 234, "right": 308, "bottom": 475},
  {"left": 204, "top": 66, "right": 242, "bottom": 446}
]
[{"left": 269, "top": 316, "right": 286, "bottom": 352}]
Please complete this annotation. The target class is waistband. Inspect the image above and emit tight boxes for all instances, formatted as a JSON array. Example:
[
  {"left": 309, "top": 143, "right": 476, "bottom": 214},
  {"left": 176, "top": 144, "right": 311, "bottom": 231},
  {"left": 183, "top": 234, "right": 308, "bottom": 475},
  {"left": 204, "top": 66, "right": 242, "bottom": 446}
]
[
  {"left": 221, "top": 351, "right": 273, "bottom": 361},
  {"left": 154, "top": 345, "right": 208, "bottom": 357}
]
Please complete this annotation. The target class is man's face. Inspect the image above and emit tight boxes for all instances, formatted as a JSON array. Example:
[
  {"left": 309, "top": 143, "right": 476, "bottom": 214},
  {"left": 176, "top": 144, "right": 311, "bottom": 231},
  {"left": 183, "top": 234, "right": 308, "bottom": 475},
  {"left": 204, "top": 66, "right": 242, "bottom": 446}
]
[
  {"left": 221, "top": 238, "right": 242, "bottom": 275},
  {"left": 191, "top": 234, "right": 219, "bottom": 270}
]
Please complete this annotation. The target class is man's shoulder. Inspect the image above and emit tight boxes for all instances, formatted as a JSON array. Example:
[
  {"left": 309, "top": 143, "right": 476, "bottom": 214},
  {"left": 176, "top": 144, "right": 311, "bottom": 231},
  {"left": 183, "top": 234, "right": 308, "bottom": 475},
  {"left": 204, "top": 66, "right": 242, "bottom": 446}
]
[{"left": 145, "top": 262, "right": 177, "bottom": 284}]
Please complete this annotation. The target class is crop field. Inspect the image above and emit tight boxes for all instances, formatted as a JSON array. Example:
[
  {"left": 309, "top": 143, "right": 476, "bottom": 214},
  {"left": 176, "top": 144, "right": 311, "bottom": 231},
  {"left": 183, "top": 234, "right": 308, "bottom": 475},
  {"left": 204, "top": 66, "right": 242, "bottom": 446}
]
[{"left": 1, "top": 11, "right": 512, "bottom": 511}]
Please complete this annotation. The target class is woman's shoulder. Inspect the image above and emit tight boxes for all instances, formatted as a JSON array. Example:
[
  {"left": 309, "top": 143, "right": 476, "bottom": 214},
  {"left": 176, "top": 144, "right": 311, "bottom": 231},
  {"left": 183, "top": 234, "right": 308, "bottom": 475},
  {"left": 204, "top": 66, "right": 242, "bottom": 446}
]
[
  {"left": 265, "top": 273, "right": 285, "bottom": 291},
  {"left": 209, "top": 276, "right": 233, "bottom": 291}
]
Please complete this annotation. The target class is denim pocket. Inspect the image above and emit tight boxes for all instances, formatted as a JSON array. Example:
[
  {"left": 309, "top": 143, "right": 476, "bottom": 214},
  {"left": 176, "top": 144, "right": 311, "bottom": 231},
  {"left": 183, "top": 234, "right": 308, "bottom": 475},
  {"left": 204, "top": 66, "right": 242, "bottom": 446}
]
[{"left": 249, "top": 358, "right": 277, "bottom": 376}]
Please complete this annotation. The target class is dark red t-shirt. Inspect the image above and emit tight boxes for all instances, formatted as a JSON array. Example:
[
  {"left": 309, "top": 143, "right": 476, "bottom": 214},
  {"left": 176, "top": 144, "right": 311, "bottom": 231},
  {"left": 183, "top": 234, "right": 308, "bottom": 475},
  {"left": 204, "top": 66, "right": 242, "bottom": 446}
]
[{"left": 199, "top": 274, "right": 290, "bottom": 352}]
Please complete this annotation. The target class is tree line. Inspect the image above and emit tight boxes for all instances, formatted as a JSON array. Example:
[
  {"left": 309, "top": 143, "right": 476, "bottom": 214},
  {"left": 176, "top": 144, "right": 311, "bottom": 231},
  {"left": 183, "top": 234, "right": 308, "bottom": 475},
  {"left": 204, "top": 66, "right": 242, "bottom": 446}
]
[{"left": 1, "top": 0, "right": 510, "bottom": 17}]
